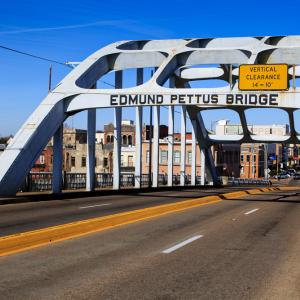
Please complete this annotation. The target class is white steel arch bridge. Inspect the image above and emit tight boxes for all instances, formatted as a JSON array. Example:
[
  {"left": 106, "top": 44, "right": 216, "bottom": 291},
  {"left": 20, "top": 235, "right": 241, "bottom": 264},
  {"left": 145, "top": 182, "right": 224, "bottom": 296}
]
[{"left": 1, "top": 35, "right": 300, "bottom": 195}]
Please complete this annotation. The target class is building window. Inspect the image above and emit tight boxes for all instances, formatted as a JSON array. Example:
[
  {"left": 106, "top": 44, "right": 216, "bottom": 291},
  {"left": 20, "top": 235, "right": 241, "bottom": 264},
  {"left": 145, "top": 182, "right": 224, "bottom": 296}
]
[
  {"left": 246, "top": 155, "right": 250, "bottom": 162},
  {"left": 146, "top": 151, "right": 150, "bottom": 164},
  {"left": 121, "top": 155, "right": 124, "bottom": 166},
  {"left": 81, "top": 157, "right": 86, "bottom": 167},
  {"left": 128, "top": 155, "right": 133, "bottom": 167},
  {"left": 187, "top": 151, "right": 192, "bottom": 165},
  {"left": 40, "top": 155, "right": 45, "bottom": 164},
  {"left": 174, "top": 151, "right": 181, "bottom": 164},
  {"left": 253, "top": 155, "right": 256, "bottom": 162},
  {"left": 103, "top": 157, "right": 108, "bottom": 167},
  {"left": 240, "top": 155, "right": 244, "bottom": 162},
  {"left": 270, "top": 128, "right": 272, "bottom": 134},
  {"left": 122, "top": 135, "right": 127, "bottom": 145},
  {"left": 71, "top": 156, "right": 75, "bottom": 167},
  {"left": 128, "top": 135, "right": 132, "bottom": 146},
  {"left": 160, "top": 150, "right": 168, "bottom": 163}
]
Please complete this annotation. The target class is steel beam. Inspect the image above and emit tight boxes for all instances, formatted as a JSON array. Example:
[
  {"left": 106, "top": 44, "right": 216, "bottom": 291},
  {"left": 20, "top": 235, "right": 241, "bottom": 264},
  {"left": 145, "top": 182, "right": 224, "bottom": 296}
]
[
  {"left": 168, "top": 106, "right": 174, "bottom": 186},
  {"left": 168, "top": 77, "right": 175, "bottom": 187},
  {"left": 152, "top": 106, "right": 160, "bottom": 187},
  {"left": 52, "top": 125, "right": 63, "bottom": 193},
  {"left": 200, "top": 148, "right": 206, "bottom": 186},
  {"left": 180, "top": 106, "right": 186, "bottom": 186},
  {"left": 86, "top": 109, "right": 96, "bottom": 191},
  {"left": 191, "top": 119, "right": 197, "bottom": 186},
  {"left": 113, "top": 71, "right": 122, "bottom": 190},
  {"left": 135, "top": 68, "right": 143, "bottom": 188}
]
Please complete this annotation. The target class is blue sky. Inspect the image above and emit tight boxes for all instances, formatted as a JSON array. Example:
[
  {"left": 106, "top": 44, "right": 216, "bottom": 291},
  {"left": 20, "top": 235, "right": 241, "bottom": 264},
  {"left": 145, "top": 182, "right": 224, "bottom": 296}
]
[{"left": 0, "top": 0, "right": 299, "bottom": 136}]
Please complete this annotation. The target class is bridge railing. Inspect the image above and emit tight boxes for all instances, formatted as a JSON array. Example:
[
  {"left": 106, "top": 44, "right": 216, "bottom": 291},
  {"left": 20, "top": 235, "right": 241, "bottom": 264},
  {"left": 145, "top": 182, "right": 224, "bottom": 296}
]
[
  {"left": 227, "top": 177, "right": 272, "bottom": 186},
  {"left": 19, "top": 172, "right": 204, "bottom": 192},
  {"left": 20, "top": 173, "right": 271, "bottom": 193}
]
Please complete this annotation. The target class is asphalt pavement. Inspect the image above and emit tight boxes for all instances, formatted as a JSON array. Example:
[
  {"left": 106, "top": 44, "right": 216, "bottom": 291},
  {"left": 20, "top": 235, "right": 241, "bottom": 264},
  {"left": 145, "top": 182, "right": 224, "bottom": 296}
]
[
  {"left": 1, "top": 183, "right": 300, "bottom": 299},
  {"left": 0, "top": 186, "right": 265, "bottom": 237}
]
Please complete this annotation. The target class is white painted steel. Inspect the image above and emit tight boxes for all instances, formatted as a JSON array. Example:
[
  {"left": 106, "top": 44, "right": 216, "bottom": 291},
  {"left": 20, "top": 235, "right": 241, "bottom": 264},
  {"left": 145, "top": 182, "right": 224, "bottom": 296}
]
[
  {"left": 2, "top": 35, "right": 300, "bottom": 194},
  {"left": 86, "top": 109, "right": 96, "bottom": 192},
  {"left": 152, "top": 106, "right": 160, "bottom": 188},
  {"left": 52, "top": 126, "right": 63, "bottom": 194},
  {"left": 180, "top": 106, "right": 186, "bottom": 186}
]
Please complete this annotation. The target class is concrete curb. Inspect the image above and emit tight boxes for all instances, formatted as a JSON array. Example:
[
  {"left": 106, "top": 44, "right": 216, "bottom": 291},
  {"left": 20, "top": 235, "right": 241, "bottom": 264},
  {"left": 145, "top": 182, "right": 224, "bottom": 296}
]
[{"left": 0, "top": 186, "right": 299, "bottom": 257}]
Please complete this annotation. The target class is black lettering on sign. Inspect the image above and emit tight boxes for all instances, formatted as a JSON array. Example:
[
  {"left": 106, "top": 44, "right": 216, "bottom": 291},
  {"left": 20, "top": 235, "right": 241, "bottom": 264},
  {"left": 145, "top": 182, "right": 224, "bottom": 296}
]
[
  {"left": 157, "top": 95, "right": 164, "bottom": 104},
  {"left": 170, "top": 95, "right": 177, "bottom": 103},
  {"left": 248, "top": 94, "right": 257, "bottom": 105},
  {"left": 120, "top": 95, "right": 127, "bottom": 105},
  {"left": 195, "top": 95, "right": 201, "bottom": 103},
  {"left": 178, "top": 94, "right": 186, "bottom": 104},
  {"left": 128, "top": 95, "right": 138, "bottom": 105},
  {"left": 269, "top": 94, "right": 279, "bottom": 106},
  {"left": 259, "top": 94, "right": 268, "bottom": 105},
  {"left": 187, "top": 94, "right": 193, "bottom": 103},
  {"left": 236, "top": 94, "right": 243, "bottom": 104},
  {"left": 211, "top": 94, "right": 218, "bottom": 103},
  {"left": 110, "top": 95, "right": 118, "bottom": 106},
  {"left": 148, "top": 95, "right": 155, "bottom": 104},
  {"left": 226, "top": 94, "right": 234, "bottom": 104}
]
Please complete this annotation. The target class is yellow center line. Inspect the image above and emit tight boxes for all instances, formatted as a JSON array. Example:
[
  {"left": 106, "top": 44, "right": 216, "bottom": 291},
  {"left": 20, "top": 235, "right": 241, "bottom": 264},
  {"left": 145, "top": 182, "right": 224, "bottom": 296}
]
[{"left": 0, "top": 186, "right": 299, "bottom": 257}]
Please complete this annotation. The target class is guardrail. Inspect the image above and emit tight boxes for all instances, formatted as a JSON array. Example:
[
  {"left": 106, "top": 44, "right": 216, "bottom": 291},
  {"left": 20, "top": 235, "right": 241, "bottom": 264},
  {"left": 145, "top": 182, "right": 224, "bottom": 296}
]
[
  {"left": 20, "top": 173, "right": 271, "bottom": 193},
  {"left": 20, "top": 173, "right": 203, "bottom": 192},
  {"left": 227, "top": 177, "right": 272, "bottom": 186}
]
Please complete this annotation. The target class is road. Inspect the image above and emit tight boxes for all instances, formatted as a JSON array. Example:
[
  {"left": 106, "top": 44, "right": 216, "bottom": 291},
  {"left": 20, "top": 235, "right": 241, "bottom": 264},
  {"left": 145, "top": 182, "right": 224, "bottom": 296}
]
[
  {"left": 0, "top": 186, "right": 263, "bottom": 236},
  {"left": 1, "top": 184, "right": 300, "bottom": 299}
]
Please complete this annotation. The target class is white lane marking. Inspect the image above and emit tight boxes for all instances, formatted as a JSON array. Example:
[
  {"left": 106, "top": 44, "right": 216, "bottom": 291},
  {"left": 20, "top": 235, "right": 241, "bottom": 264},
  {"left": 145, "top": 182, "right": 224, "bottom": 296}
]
[
  {"left": 162, "top": 235, "right": 203, "bottom": 254},
  {"left": 244, "top": 208, "right": 259, "bottom": 215},
  {"left": 79, "top": 203, "right": 112, "bottom": 209}
]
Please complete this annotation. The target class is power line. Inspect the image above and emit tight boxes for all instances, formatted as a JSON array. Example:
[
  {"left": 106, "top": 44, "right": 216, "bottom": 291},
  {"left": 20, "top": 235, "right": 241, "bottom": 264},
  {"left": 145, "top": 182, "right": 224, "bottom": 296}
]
[
  {"left": 0, "top": 44, "right": 72, "bottom": 68},
  {"left": 0, "top": 44, "right": 183, "bottom": 115},
  {"left": 0, "top": 44, "right": 119, "bottom": 88}
]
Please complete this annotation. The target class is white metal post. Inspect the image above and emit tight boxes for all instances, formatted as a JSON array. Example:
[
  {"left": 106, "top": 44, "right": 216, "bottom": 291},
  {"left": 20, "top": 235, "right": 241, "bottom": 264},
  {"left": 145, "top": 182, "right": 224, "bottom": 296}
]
[
  {"left": 180, "top": 106, "right": 186, "bottom": 186},
  {"left": 52, "top": 125, "right": 63, "bottom": 193},
  {"left": 86, "top": 109, "right": 96, "bottom": 191},
  {"left": 200, "top": 148, "right": 206, "bottom": 186},
  {"left": 152, "top": 106, "right": 160, "bottom": 187},
  {"left": 191, "top": 119, "right": 197, "bottom": 186},
  {"left": 168, "top": 106, "right": 174, "bottom": 186},
  {"left": 113, "top": 70, "right": 122, "bottom": 189},
  {"left": 168, "top": 76, "right": 175, "bottom": 187},
  {"left": 135, "top": 68, "right": 143, "bottom": 188}
]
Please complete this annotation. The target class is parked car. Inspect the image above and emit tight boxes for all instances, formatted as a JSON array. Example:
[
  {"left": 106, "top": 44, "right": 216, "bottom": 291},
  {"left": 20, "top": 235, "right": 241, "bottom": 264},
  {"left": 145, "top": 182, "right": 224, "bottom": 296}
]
[
  {"left": 278, "top": 173, "right": 291, "bottom": 179},
  {"left": 293, "top": 173, "right": 300, "bottom": 179},
  {"left": 287, "top": 169, "right": 296, "bottom": 175}
]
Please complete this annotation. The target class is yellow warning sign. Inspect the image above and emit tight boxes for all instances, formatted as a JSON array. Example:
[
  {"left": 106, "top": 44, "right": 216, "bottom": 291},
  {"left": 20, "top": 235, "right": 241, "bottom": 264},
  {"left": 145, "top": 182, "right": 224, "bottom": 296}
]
[{"left": 239, "top": 64, "right": 288, "bottom": 91}]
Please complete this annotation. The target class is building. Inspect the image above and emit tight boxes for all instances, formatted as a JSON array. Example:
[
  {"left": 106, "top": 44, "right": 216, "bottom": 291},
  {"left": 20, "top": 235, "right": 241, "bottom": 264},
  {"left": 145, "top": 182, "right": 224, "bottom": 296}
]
[
  {"left": 215, "top": 121, "right": 289, "bottom": 137},
  {"left": 104, "top": 120, "right": 135, "bottom": 146},
  {"left": 31, "top": 146, "right": 53, "bottom": 172},
  {"left": 142, "top": 134, "right": 202, "bottom": 177},
  {"left": 214, "top": 144, "right": 241, "bottom": 177},
  {"left": 214, "top": 120, "right": 290, "bottom": 178}
]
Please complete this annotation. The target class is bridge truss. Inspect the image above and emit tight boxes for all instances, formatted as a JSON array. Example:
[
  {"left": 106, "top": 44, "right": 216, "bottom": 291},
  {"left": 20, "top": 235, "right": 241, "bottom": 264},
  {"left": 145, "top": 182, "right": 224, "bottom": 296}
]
[{"left": 1, "top": 35, "right": 300, "bottom": 195}]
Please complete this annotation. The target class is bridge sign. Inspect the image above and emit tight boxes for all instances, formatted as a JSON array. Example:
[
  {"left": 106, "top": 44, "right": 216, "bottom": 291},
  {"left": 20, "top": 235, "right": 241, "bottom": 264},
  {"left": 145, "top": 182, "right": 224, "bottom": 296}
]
[{"left": 239, "top": 64, "right": 288, "bottom": 91}]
